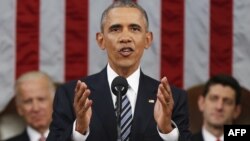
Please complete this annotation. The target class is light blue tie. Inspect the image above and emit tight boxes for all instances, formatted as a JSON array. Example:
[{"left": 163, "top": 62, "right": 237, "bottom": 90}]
[{"left": 120, "top": 94, "right": 132, "bottom": 141}]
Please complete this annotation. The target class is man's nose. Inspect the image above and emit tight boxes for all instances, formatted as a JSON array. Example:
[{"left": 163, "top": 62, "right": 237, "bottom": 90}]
[
  {"left": 119, "top": 30, "right": 132, "bottom": 43},
  {"left": 31, "top": 100, "right": 40, "bottom": 111},
  {"left": 215, "top": 99, "right": 224, "bottom": 110}
]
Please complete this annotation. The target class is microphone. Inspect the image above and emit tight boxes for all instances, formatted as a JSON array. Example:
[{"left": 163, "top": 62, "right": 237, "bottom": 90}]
[
  {"left": 111, "top": 76, "right": 128, "bottom": 141},
  {"left": 111, "top": 76, "right": 128, "bottom": 96}
]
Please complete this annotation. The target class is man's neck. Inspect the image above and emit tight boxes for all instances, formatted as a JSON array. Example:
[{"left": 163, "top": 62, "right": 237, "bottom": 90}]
[
  {"left": 204, "top": 123, "right": 224, "bottom": 138},
  {"left": 108, "top": 63, "right": 139, "bottom": 78}
]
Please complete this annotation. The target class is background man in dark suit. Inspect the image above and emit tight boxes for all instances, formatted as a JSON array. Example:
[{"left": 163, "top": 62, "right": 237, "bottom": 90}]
[
  {"left": 5, "top": 71, "right": 55, "bottom": 141},
  {"left": 47, "top": 1, "right": 191, "bottom": 141},
  {"left": 192, "top": 74, "right": 241, "bottom": 141}
]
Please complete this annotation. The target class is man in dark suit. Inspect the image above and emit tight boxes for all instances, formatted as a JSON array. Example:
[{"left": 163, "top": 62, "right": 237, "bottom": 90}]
[
  {"left": 5, "top": 71, "right": 55, "bottom": 141},
  {"left": 47, "top": 1, "right": 191, "bottom": 141},
  {"left": 192, "top": 75, "right": 242, "bottom": 141}
]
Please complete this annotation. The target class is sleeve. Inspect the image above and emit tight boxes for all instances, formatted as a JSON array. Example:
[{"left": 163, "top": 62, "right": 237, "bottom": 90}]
[
  {"left": 72, "top": 121, "right": 89, "bottom": 141},
  {"left": 171, "top": 87, "right": 192, "bottom": 141},
  {"left": 157, "top": 120, "right": 179, "bottom": 141},
  {"left": 47, "top": 83, "right": 77, "bottom": 141}
]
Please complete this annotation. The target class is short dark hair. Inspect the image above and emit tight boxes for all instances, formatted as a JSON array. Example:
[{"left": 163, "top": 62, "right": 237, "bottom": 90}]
[
  {"left": 203, "top": 74, "right": 241, "bottom": 105},
  {"left": 100, "top": 0, "right": 149, "bottom": 32}
]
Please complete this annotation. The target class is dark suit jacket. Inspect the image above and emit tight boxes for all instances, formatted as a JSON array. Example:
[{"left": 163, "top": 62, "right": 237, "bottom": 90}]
[
  {"left": 5, "top": 130, "right": 30, "bottom": 141},
  {"left": 191, "top": 131, "right": 204, "bottom": 141},
  {"left": 47, "top": 68, "right": 191, "bottom": 141}
]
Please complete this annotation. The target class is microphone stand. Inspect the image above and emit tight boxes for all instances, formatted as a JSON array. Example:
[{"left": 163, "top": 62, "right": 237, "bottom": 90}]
[
  {"left": 111, "top": 76, "right": 128, "bottom": 141},
  {"left": 116, "top": 87, "right": 122, "bottom": 141}
]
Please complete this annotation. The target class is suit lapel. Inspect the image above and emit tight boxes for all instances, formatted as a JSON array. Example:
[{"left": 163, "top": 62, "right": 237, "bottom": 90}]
[
  {"left": 130, "top": 72, "right": 158, "bottom": 139},
  {"left": 88, "top": 68, "right": 117, "bottom": 140},
  {"left": 192, "top": 131, "right": 204, "bottom": 141},
  {"left": 24, "top": 130, "right": 30, "bottom": 141}
]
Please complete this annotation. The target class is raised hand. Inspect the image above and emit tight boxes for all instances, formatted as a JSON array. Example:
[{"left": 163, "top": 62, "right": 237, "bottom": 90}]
[
  {"left": 154, "top": 77, "right": 174, "bottom": 133},
  {"left": 73, "top": 80, "right": 93, "bottom": 134}
]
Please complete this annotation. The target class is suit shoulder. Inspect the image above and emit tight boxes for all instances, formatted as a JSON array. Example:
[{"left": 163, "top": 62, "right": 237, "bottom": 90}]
[
  {"left": 171, "top": 85, "right": 187, "bottom": 95},
  {"left": 56, "top": 68, "right": 105, "bottom": 95},
  {"left": 143, "top": 73, "right": 187, "bottom": 95},
  {"left": 191, "top": 131, "right": 204, "bottom": 141},
  {"left": 58, "top": 72, "right": 100, "bottom": 90},
  {"left": 142, "top": 73, "right": 160, "bottom": 85},
  {"left": 4, "top": 131, "right": 29, "bottom": 141}
]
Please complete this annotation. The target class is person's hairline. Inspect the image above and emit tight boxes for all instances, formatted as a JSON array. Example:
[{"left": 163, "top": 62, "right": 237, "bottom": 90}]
[
  {"left": 15, "top": 71, "right": 56, "bottom": 104},
  {"left": 100, "top": 2, "right": 149, "bottom": 33},
  {"left": 205, "top": 83, "right": 237, "bottom": 97},
  {"left": 203, "top": 81, "right": 241, "bottom": 105}
]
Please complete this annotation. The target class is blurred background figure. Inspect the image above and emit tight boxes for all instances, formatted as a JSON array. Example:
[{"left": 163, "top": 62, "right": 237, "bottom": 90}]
[
  {"left": 5, "top": 71, "right": 55, "bottom": 141},
  {"left": 191, "top": 74, "right": 241, "bottom": 141}
]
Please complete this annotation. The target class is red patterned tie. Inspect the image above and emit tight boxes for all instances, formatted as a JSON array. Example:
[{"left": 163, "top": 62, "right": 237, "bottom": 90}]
[
  {"left": 39, "top": 135, "right": 46, "bottom": 141},
  {"left": 216, "top": 138, "right": 221, "bottom": 141}
]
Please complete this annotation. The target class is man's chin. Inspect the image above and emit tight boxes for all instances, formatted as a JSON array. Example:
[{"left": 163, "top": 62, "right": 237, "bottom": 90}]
[
  {"left": 210, "top": 120, "right": 225, "bottom": 128},
  {"left": 31, "top": 122, "right": 47, "bottom": 129}
]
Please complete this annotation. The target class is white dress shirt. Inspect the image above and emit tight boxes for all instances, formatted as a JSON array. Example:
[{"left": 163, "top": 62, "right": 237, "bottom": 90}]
[
  {"left": 72, "top": 64, "right": 179, "bottom": 141},
  {"left": 202, "top": 126, "right": 224, "bottom": 141},
  {"left": 27, "top": 126, "right": 49, "bottom": 141}
]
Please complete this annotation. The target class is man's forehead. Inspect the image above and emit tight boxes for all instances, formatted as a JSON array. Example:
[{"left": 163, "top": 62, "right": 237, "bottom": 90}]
[
  {"left": 106, "top": 7, "right": 142, "bottom": 19},
  {"left": 105, "top": 8, "right": 145, "bottom": 26},
  {"left": 108, "top": 7, "right": 141, "bottom": 14},
  {"left": 207, "top": 85, "right": 236, "bottom": 98}
]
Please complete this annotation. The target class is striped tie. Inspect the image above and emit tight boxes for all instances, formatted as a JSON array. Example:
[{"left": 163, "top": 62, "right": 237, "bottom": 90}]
[{"left": 120, "top": 94, "right": 132, "bottom": 141}]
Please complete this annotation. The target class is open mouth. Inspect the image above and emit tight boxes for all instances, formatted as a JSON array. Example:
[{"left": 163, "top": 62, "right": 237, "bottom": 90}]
[
  {"left": 118, "top": 47, "right": 134, "bottom": 57},
  {"left": 118, "top": 47, "right": 134, "bottom": 56},
  {"left": 119, "top": 47, "right": 134, "bottom": 52}
]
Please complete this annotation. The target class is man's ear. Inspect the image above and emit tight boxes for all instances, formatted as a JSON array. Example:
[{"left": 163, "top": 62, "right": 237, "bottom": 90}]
[
  {"left": 198, "top": 95, "right": 205, "bottom": 112},
  {"left": 16, "top": 103, "right": 24, "bottom": 116},
  {"left": 145, "top": 32, "right": 153, "bottom": 49},
  {"left": 96, "top": 32, "right": 105, "bottom": 50},
  {"left": 233, "top": 105, "right": 241, "bottom": 120}
]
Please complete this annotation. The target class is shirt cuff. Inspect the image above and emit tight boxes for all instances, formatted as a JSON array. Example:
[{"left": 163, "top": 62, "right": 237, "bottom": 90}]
[
  {"left": 72, "top": 120, "right": 89, "bottom": 141},
  {"left": 157, "top": 120, "right": 179, "bottom": 141}
]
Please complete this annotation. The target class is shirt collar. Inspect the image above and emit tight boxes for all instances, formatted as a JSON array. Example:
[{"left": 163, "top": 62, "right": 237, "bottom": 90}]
[
  {"left": 107, "top": 63, "right": 140, "bottom": 93},
  {"left": 202, "top": 126, "right": 224, "bottom": 141},
  {"left": 27, "top": 126, "right": 49, "bottom": 141}
]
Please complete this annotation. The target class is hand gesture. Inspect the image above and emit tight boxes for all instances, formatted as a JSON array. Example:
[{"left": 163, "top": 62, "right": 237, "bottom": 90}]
[
  {"left": 73, "top": 80, "right": 93, "bottom": 134},
  {"left": 154, "top": 77, "right": 174, "bottom": 133}
]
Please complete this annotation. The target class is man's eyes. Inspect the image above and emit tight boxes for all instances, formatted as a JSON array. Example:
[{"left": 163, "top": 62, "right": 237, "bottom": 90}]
[
  {"left": 109, "top": 26, "right": 141, "bottom": 33},
  {"left": 23, "top": 99, "right": 32, "bottom": 104},
  {"left": 131, "top": 27, "right": 141, "bottom": 32},
  {"left": 209, "top": 96, "right": 217, "bottom": 102},
  {"left": 110, "top": 27, "right": 120, "bottom": 32}
]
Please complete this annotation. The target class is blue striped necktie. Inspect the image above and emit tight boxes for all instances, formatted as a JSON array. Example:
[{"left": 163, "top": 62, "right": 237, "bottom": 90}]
[{"left": 120, "top": 93, "right": 132, "bottom": 141}]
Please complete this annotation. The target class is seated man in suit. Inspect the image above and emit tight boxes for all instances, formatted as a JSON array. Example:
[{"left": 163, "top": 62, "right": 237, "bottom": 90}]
[
  {"left": 5, "top": 71, "right": 55, "bottom": 141},
  {"left": 192, "top": 74, "right": 242, "bottom": 141},
  {"left": 47, "top": 0, "right": 191, "bottom": 141}
]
